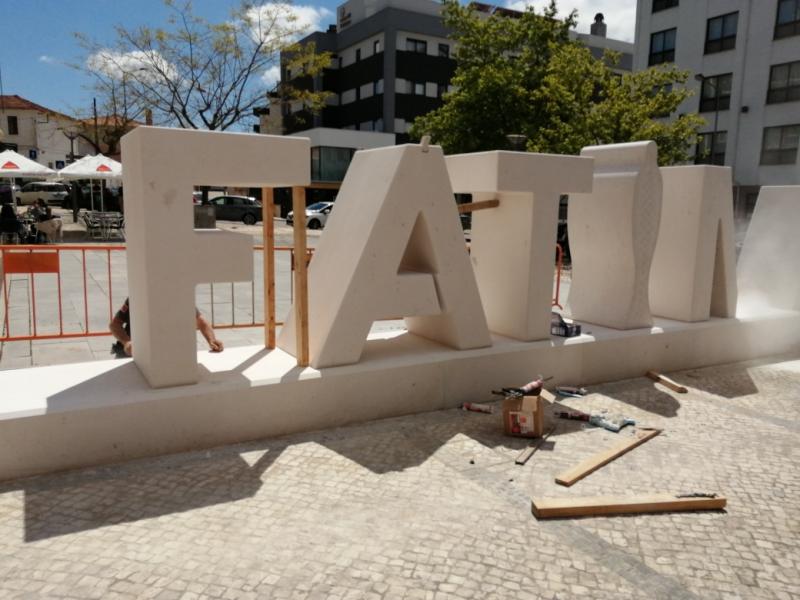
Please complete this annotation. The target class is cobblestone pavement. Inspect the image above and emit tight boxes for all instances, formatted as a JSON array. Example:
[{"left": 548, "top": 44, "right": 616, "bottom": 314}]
[{"left": 1, "top": 354, "right": 798, "bottom": 599}]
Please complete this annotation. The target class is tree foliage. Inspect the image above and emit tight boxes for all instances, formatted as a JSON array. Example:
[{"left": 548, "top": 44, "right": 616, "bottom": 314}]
[
  {"left": 410, "top": 0, "right": 703, "bottom": 165},
  {"left": 77, "top": 0, "right": 330, "bottom": 132}
]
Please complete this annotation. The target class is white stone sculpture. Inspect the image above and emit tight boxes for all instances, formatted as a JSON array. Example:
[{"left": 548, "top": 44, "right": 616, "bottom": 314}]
[
  {"left": 567, "top": 141, "right": 662, "bottom": 330},
  {"left": 650, "top": 166, "right": 738, "bottom": 321},
  {"left": 737, "top": 186, "right": 800, "bottom": 315},
  {"left": 446, "top": 151, "right": 594, "bottom": 341},
  {"left": 122, "top": 127, "right": 310, "bottom": 387},
  {"left": 278, "top": 143, "right": 492, "bottom": 368}
]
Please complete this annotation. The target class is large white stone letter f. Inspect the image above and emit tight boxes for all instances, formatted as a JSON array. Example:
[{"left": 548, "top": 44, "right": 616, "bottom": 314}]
[{"left": 122, "top": 127, "right": 310, "bottom": 387}]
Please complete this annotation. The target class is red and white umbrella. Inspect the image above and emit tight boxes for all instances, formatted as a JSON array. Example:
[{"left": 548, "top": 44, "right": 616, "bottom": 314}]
[
  {"left": 58, "top": 154, "right": 122, "bottom": 211},
  {"left": 0, "top": 149, "right": 56, "bottom": 177}
]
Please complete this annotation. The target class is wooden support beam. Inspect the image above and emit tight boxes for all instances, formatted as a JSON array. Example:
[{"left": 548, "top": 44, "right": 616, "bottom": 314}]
[
  {"left": 646, "top": 370, "right": 688, "bottom": 393},
  {"left": 555, "top": 428, "right": 661, "bottom": 487},
  {"left": 515, "top": 426, "right": 555, "bottom": 465},
  {"left": 458, "top": 199, "right": 500, "bottom": 214},
  {"left": 262, "top": 187, "right": 276, "bottom": 349},
  {"left": 531, "top": 494, "right": 726, "bottom": 519},
  {"left": 292, "top": 186, "right": 310, "bottom": 366}
]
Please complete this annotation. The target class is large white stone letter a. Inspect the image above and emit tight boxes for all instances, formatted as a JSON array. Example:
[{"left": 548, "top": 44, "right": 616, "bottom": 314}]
[
  {"left": 122, "top": 127, "right": 310, "bottom": 387},
  {"left": 278, "top": 143, "right": 491, "bottom": 368},
  {"left": 650, "top": 166, "right": 737, "bottom": 321}
]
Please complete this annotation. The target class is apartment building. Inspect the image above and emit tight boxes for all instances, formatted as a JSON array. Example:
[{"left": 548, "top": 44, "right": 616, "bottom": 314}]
[
  {"left": 634, "top": 0, "right": 800, "bottom": 213},
  {"left": 0, "top": 95, "right": 93, "bottom": 169},
  {"left": 278, "top": 0, "right": 634, "bottom": 141}
]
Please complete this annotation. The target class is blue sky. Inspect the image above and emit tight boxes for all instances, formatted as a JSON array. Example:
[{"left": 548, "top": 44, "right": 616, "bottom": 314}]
[{"left": 0, "top": 0, "right": 635, "bottom": 119}]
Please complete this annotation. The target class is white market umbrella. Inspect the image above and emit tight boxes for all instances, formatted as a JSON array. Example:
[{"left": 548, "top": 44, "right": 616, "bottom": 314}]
[
  {"left": 0, "top": 149, "right": 56, "bottom": 178},
  {"left": 58, "top": 154, "right": 122, "bottom": 212}
]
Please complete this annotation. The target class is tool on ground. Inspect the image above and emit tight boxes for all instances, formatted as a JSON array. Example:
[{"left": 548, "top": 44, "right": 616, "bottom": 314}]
[
  {"left": 551, "top": 312, "right": 581, "bottom": 337},
  {"left": 555, "top": 428, "right": 662, "bottom": 487},
  {"left": 461, "top": 402, "right": 494, "bottom": 414},
  {"left": 531, "top": 493, "right": 727, "bottom": 519},
  {"left": 555, "top": 409, "right": 636, "bottom": 433},
  {"left": 646, "top": 370, "right": 688, "bottom": 393},
  {"left": 555, "top": 385, "right": 588, "bottom": 398},
  {"left": 515, "top": 426, "right": 556, "bottom": 465},
  {"left": 492, "top": 375, "right": 553, "bottom": 398}
]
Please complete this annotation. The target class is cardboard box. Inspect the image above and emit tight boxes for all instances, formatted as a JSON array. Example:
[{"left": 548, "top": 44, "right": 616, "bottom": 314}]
[{"left": 502, "top": 390, "right": 552, "bottom": 438}]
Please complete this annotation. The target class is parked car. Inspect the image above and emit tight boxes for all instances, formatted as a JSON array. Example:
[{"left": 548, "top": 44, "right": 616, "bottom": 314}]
[
  {"left": 16, "top": 182, "right": 70, "bottom": 206},
  {"left": 209, "top": 195, "right": 262, "bottom": 224},
  {"left": 286, "top": 201, "right": 334, "bottom": 229}
]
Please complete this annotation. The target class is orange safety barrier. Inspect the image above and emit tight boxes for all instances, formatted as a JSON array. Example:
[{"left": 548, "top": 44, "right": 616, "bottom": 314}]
[
  {"left": 553, "top": 243, "right": 564, "bottom": 309},
  {"left": 1, "top": 245, "right": 123, "bottom": 342},
  {"left": 1, "top": 242, "right": 564, "bottom": 343}
]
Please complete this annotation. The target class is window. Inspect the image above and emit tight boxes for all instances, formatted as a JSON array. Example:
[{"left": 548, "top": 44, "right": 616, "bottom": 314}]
[
  {"left": 705, "top": 12, "right": 738, "bottom": 54},
  {"left": 311, "top": 147, "right": 356, "bottom": 181},
  {"left": 373, "top": 79, "right": 384, "bottom": 95},
  {"left": 652, "top": 0, "right": 678, "bottom": 12},
  {"left": 412, "top": 82, "right": 425, "bottom": 96},
  {"left": 7, "top": 116, "right": 18, "bottom": 136},
  {"left": 649, "top": 28, "right": 676, "bottom": 65},
  {"left": 776, "top": 0, "right": 800, "bottom": 38},
  {"left": 374, "top": 40, "right": 381, "bottom": 54},
  {"left": 407, "top": 38, "right": 427, "bottom": 54},
  {"left": 699, "top": 74, "right": 732, "bottom": 112},
  {"left": 761, "top": 124, "right": 800, "bottom": 165},
  {"left": 438, "top": 43, "right": 450, "bottom": 58},
  {"left": 695, "top": 131, "right": 727, "bottom": 165},
  {"left": 437, "top": 83, "right": 447, "bottom": 98},
  {"left": 768, "top": 61, "right": 800, "bottom": 103},
  {"left": 355, "top": 48, "right": 361, "bottom": 62}
]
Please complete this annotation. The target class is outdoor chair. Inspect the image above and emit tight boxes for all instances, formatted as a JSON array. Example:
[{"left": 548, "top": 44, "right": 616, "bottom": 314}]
[{"left": 84, "top": 213, "right": 103, "bottom": 240}]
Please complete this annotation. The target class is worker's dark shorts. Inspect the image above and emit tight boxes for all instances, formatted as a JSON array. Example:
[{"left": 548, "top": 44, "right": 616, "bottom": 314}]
[{"left": 111, "top": 342, "right": 127, "bottom": 358}]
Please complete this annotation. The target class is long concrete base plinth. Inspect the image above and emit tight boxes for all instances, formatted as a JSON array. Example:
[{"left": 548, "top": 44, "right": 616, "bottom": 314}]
[{"left": 2, "top": 310, "right": 799, "bottom": 482}]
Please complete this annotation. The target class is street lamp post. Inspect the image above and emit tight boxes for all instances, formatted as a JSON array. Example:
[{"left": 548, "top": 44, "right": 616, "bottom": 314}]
[{"left": 60, "top": 127, "right": 80, "bottom": 164}]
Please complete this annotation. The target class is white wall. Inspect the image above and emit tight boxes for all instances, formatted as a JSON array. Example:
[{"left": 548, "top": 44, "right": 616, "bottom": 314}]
[
  {"left": 634, "top": 0, "right": 800, "bottom": 188},
  {"left": 289, "top": 127, "right": 395, "bottom": 149},
  {"left": 338, "top": 33, "right": 385, "bottom": 67}
]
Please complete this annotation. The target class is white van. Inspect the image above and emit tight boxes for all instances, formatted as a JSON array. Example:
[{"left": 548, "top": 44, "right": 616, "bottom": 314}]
[{"left": 16, "top": 182, "right": 71, "bottom": 206}]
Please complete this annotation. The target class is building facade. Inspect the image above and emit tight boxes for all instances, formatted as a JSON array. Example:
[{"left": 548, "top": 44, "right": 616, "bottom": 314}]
[
  {"left": 0, "top": 95, "right": 93, "bottom": 169},
  {"left": 634, "top": 0, "right": 800, "bottom": 212},
  {"left": 280, "top": 0, "right": 634, "bottom": 141}
]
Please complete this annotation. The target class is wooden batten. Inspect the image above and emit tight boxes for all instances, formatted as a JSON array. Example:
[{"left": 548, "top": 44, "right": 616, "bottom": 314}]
[
  {"left": 555, "top": 429, "right": 661, "bottom": 487},
  {"left": 262, "top": 187, "right": 276, "bottom": 349},
  {"left": 292, "top": 186, "right": 310, "bottom": 366},
  {"left": 458, "top": 199, "right": 500, "bottom": 214},
  {"left": 532, "top": 494, "right": 727, "bottom": 519}
]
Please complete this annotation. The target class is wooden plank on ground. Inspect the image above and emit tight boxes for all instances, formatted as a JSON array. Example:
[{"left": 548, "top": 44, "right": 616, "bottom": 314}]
[
  {"left": 555, "top": 428, "right": 661, "bottom": 487},
  {"left": 646, "top": 370, "right": 688, "bottom": 393},
  {"left": 531, "top": 494, "right": 726, "bottom": 519},
  {"left": 457, "top": 199, "right": 499, "bottom": 213},
  {"left": 515, "top": 426, "right": 555, "bottom": 465}
]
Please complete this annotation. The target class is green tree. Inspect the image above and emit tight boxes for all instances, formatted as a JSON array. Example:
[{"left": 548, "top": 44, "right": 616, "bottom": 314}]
[
  {"left": 411, "top": 0, "right": 703, "bottom": 165},
  {"left": 77, "top": 0, "right": 331, "bottom": 132}
]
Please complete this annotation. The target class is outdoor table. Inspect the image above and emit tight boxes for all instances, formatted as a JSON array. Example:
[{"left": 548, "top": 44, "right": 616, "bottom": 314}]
[{"left": 91, "top": 211, "right": 125, "bottom": 241}]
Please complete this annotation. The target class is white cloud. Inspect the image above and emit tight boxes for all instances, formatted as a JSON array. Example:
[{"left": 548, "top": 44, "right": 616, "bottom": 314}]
[
  {"left": 504, "top": 0, "right": 636, "bottom": 42},
  {"left": 86, "top": 49, "right": 176, "bottom": 81},
  {"left": 262, "top": 65, "right": 281, "bottom": 88},
  {"left": 38, "top": 55, "right": 57, "bottom": 64},
  {"left": 247, "top": 3, "right": 333, "bottom": 43}
]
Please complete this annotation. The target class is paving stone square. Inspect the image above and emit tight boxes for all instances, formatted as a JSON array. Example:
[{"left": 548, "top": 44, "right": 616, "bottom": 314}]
[{"left": 1, "top": 353, "right": 799, "bottom": 598}]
